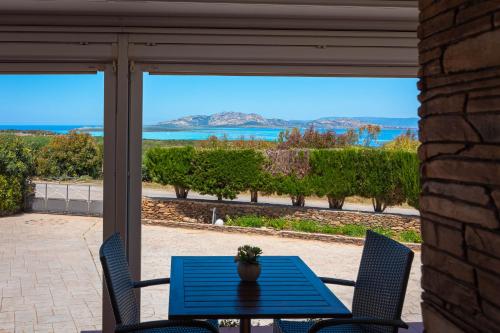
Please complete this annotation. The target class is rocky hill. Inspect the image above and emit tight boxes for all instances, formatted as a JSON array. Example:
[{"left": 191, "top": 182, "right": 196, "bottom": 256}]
[{"left": 156, "top": 112, "right": 418, "bottom": 129}]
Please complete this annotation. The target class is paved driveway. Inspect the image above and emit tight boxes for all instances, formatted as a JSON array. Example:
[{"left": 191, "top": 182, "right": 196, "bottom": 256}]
[
  {"left": 0, "top": 214, "right": 422, "bottom": 333},
  {"left": 34, "top": 182, "right": 419, "bottom": 216}
]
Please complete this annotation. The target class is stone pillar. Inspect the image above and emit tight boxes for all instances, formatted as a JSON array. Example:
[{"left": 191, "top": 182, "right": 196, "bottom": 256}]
[{"left": 418, "top": 1, "right": 500, "bottom": 332}]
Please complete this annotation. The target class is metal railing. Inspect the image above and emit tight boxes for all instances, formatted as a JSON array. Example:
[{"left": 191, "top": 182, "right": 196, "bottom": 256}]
[{"left": 33, "top": 182, "right": 103, "bottom": 216}]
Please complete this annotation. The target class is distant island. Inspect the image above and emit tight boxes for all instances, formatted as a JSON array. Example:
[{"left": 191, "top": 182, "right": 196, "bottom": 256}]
[{"left": 153, "top": 112, "right": 418, "bottom": 130}]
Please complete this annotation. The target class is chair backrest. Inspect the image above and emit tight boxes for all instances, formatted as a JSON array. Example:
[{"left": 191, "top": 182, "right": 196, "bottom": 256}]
[
  {"left": 352, "top": 230, "right": 414, "bottom": 333},
  {"left": 99, "top": 233, "right": 139, "bottom": 327}
]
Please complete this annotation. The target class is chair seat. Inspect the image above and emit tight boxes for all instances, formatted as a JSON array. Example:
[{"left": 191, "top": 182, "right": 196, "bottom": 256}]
[
  {"left": 276, "top": 320, "right": 364, "bottom": 333},
  {"left": 134, "top": 320, "right": 219, "bottom": 333}
]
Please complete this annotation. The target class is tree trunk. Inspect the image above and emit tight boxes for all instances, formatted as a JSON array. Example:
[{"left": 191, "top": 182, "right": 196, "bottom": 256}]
[
  {"left": 372, "top": 198, "right": 387, "bottom": 212},
  {"left": 291, "top": 195, "right": 305, "bottom": 207},
  {"left": 327, "top": 196, "right": 345, "bottom": 209},
  {"left": 174, "top": 186, "right": 189, "bottom": 199},
  {"left": 250, "top": 190, "right": 258, "bottom": 203},
  {"left": 217, "top": 194, "right": 223, "bottom": 201}
]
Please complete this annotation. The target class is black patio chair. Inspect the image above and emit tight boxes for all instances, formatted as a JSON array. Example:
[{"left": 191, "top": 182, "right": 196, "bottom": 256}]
[
  {"left": 274, "top": 230, "right": 414, "bottom": 333},
  {"left": 100, "top": 233, "right": 219, "bottom": 333}
]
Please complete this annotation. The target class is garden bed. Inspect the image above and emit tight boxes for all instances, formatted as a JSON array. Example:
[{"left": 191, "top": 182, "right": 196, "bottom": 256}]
[{"left": 142, "top": 217, "right": 421, "bottom": 251}]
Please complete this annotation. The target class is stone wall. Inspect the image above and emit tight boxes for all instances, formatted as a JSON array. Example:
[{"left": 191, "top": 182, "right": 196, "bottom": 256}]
[
  {"left": 141, "top": 197, "right": 420, "bottom": 232},
  {"left": 418, "top": 1, "right": 500, "bottom": 332}
]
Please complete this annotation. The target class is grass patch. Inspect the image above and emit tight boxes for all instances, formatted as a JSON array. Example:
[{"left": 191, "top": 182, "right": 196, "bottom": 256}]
[
  {"left": 398, "top": 230, "right": 422, "bottom": 243},
  {"left": 225, "top": 215, "right": 421, "bottom": 243}
]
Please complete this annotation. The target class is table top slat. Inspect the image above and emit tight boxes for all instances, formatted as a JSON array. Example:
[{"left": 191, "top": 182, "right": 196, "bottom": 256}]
[{"left": 169, "top": 256, "right": 351, "bottom": 320}]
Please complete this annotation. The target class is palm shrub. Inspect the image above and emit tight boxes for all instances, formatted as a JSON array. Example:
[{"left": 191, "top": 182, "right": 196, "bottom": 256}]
[
  {"left": 144, "top": 146, "right": 195, "bottom": 199},
  {"left": 358, "top": 149, "right": 405, "bottom": 212},
  {"left": 309, "top": 148, "right": 360, "bottom": 209},
  {"left": 191, "top": 149, "right": 264, "bottom": 200}
]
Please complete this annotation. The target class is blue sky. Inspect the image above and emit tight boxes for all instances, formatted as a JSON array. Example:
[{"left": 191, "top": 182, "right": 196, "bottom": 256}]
[{"left": 0, "top": 74, "right": 419, "bottom": 125}]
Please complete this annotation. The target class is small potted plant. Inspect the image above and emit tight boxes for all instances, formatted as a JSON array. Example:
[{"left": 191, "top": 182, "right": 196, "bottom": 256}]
[{"left": 234, "top": 245, "right": 263, "bottom": 282}]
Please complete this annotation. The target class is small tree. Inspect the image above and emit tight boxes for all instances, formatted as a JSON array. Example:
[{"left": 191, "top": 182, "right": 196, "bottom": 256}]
[
  {"left": 37, "top": 131, "right": 102, "bottom": 179},
  {"left": 277, "top": 126, "right": 358, "bottom": 149},
  {"left": 358, "top": 125, "right": 381, "bottom": 147},
  {"left": 144, "top": 146, "right": 195, "bottom": 199},
  {"left": 191, "top": 149, "right": 264, "bottom": 200},
  {"left": 384, "top": 129, "right": 420, "bottom": 151},
  {"left": 309, "top": 148, "right": 360, "bottom": 209}
]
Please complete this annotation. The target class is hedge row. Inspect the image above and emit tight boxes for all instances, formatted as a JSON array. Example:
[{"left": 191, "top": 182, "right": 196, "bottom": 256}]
[{"left": 144, "top": 147, "right": 420, "bottom": 212}]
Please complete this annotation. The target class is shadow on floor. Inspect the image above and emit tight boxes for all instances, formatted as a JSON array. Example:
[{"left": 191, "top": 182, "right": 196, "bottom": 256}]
[
  {"left": 81, "top": 323, "right": 423, "bottom": 333},
  {"left": 218, "top": 323, "right": 424, "bottom": 333}
]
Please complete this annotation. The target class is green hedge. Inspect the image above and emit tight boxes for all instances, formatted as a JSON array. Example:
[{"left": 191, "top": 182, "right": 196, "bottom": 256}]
[
  {"left": 144, "top": 146, "right": 195, "bottom": 198},
  {"left": 191, "top": 149, "right": 264, "bottom": 200},
  {"left": 144, "top": 147, "right": 420, "bottom": 211},
  {"left": 309, "top": 148, "right": 360, "bottom": 209}
]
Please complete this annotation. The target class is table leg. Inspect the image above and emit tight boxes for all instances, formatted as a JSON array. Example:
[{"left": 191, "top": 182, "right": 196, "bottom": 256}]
[{"left": 240, "top": 318, "right": 251, "bottom": 333}]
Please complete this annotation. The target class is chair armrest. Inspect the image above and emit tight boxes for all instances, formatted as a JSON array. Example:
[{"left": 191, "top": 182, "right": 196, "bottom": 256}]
[
  {"left": 308, "top": 317, "right": 408, "bottom": 333},
  {"left": 116, "top": 319, "right": 218, "bottom": 333},
  {"left": 319, "top": 277, "right": 356, "bottom": 287},
  {"left": 132, "top": 278, "right": 170, "bottom": 288}
]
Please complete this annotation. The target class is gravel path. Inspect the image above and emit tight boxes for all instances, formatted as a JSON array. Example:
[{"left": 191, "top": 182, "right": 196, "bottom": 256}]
[{"left": 0, "top": 213, "right": 422, "bottom": 333}]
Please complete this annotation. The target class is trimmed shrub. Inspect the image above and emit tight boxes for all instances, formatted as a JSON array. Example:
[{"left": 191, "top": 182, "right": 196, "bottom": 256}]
[
  {"left": 264, "top": 149, "right": 312, "bottom": 206},
  {"left": 37, "top": 131, "right": 102, "bottom": 179},
  {"left": 309, "top": 148, "right": 360, "bottom": 209},
  {"left": 358, "top": 149, "right": 405, "bottom": 212},
  {"left": 191, "top": 149, "right": 264, "bottom": 200},
  {"left": 144, "top": 146, "right": 195, "bottom": 198},
  {"left": 272, "top": 174, "right": 313, "bottom": 207},
  {"left": 0, "top": 175, "right": 23, "bottom": 216},
  {"left": 392, "top": 150, "right": 420, "bottom": 209}
]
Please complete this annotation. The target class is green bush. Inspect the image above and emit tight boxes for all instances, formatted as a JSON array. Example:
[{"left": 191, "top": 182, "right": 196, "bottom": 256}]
[
  {"left": 0, "top": 175, "right": 23, "bottom": 215},
  {"left": 0, "top": 134, "right": 35, "bottom": 180},
  {"left": 0, "top": 135, "right": 36, "bottom": 215},
  {"left": 144, "top": 146, "right": 195, "bottom": 198},
  {"left": 309, "top": 148, "right": 360, "bottom": 209},
  {"left": 392, "top": 150, "right": 420, "bottom": 209},
  {"left": 357, "top": 149, "right": 405, "bottom": 212},
  {"left": 264, "top": 149, "right": 312, "bottom": 206},
  {"left": 191, "top": 149, "right": 264, "bottom": 200},
  {"left": 272, "top": 174, "right": 313, "bottom": 207},
  {"left": 37, "top": 131, "right": 102, "bottom": 179}
]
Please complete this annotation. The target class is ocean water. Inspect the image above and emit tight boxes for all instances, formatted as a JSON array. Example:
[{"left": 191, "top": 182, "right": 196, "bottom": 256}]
[{"left": 0, "top": 124, "right": 415, "bottom": 145}]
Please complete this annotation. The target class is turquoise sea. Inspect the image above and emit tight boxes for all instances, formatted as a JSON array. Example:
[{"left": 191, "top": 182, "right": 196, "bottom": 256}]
[{"left": 0, "top": 124, "right": 416, "bottom": 145}]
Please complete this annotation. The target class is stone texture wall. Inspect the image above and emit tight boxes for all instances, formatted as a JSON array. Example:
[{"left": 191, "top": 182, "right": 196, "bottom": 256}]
[
  {"left": 418, "top": 1, "right": 500, "bottom": 332},
  {"left": 141, "top": 197, "right": 420, "bottom": 232}
]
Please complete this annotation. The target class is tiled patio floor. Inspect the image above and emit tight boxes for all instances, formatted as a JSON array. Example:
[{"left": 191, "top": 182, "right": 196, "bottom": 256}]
[{"left": 0, "top": 214, "right": 422, "bottom": 333}]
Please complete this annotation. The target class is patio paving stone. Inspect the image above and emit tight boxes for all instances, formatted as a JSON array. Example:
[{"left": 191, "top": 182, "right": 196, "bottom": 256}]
[{"left": 1, "top": 213, "right": 422, "bottom": 333}]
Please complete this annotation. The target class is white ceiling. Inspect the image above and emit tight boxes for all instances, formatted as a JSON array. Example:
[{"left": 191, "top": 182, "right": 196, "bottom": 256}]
[{"left": 0, "top": 0, "right": 418, "bottom": 20}]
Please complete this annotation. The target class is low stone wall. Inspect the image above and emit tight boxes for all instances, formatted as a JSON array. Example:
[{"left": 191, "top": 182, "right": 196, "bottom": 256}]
[{"left": 141, "top": 197, "right": 420, "bottom": 233}]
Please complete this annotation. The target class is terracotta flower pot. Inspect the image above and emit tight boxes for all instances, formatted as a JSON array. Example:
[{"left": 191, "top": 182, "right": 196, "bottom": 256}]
[{"left": 237, "top": 262, "right": 261, "bottom": 282}]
